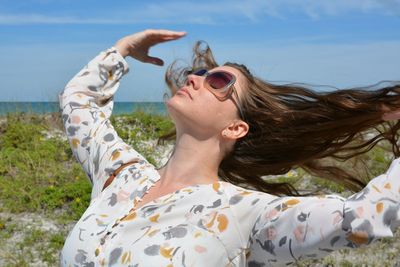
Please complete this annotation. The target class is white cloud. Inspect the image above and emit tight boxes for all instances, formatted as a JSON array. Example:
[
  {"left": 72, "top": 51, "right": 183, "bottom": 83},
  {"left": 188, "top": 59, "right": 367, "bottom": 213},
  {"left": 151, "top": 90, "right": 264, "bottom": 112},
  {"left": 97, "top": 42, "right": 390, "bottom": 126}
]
[{"left": 0, "top": 0, "right": 399, "bottom": 25}]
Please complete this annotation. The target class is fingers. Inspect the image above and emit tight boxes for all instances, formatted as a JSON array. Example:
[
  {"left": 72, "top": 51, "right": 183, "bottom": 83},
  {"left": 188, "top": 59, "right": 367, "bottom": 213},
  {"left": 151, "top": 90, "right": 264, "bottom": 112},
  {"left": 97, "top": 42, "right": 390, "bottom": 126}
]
[
  {"left": 145, "top": 30, "right": 186, "bottom": 56},
  {"left": 145, "top": 56, "right": 164, "bottom": 66},
  {"left": 123, "top": 29, "right": 186, "bottom": 65},
  {"left": 146, "top": 29, "right": 187, "bottom": 40},
  {"left": 147, "top": 29, "right": 187, "bottom": 36},
  {"left": 155, "top": 34, "right": 187, "bottom": 47}
]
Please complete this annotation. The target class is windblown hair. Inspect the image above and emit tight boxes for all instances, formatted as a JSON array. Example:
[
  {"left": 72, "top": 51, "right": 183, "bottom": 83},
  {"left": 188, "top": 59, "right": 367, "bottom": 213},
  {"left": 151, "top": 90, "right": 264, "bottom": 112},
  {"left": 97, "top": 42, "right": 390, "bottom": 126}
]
[{"left": 158, "top": 41, "right": 400, "bottom": 197}]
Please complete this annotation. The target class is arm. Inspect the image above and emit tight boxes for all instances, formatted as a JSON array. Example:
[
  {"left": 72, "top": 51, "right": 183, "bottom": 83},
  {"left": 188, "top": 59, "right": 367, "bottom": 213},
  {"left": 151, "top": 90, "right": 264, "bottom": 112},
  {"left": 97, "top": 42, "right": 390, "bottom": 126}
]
[
  {"left": 247, "top": 158, "right": 400, "bottom": 265},
  {"left": 59, "top": 29, "right": 187, "bottom": 201},
  {"left": 59, "top": 46, "right": 147, "bottom": 200}
]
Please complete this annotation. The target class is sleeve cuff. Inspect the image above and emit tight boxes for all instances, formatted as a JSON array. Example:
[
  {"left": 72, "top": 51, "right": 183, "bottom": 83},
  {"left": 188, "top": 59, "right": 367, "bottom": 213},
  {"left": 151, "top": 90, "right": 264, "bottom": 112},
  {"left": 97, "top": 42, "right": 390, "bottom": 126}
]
[{"left": 107, "top": 46, "right": 130, "bottom": 75}]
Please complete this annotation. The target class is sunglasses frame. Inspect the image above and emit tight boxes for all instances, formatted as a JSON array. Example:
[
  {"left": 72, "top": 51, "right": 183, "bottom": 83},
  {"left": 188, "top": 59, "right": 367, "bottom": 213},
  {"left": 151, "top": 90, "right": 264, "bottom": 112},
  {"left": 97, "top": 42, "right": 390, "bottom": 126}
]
[{"left": 185, "top": 68, "right": 246, "bottom": 120}]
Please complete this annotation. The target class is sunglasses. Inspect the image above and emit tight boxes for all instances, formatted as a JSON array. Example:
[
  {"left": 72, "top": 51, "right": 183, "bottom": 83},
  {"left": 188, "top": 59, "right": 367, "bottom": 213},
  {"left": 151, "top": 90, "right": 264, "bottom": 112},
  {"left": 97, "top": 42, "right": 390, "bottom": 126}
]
[{"left": 183, "top": 68, "right": 246, "bottom": 120}]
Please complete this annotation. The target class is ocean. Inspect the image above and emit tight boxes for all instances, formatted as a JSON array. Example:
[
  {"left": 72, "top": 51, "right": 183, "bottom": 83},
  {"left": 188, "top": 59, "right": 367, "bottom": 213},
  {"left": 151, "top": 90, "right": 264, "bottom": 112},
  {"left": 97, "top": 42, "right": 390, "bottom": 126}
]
[{"left": 0, "top": 102, "right": 167, "bottom": 116}]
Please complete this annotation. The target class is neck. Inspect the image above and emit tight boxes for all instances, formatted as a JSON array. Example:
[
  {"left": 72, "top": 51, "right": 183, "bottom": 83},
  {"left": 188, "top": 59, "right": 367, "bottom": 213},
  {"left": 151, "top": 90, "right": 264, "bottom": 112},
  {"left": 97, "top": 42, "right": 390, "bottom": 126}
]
[{"left": 156, "top": 133, "right": 223, "bottom": 188}]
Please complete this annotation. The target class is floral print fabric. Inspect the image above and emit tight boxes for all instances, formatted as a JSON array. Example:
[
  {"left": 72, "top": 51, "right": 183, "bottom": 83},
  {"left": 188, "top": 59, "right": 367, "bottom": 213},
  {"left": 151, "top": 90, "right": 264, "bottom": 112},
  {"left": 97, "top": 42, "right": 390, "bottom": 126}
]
[{"left": 59, "top": 47, "right": 400, "bottom": 266}]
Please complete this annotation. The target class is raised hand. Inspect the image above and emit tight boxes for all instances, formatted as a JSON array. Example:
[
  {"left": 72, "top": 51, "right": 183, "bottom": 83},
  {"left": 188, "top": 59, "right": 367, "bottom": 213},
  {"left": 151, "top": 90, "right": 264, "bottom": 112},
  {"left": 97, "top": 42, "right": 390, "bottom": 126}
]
[{"left": 114, "top": 29, "right": 187, "bottom": 66}]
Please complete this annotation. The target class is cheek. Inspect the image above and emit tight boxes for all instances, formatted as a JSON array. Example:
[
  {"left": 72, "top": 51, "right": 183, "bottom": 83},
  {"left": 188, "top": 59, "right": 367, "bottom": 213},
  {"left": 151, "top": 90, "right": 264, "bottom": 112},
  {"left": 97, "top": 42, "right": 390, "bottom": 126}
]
[{"left": 199, "top": 98, "right": 235, "bottom": 125}]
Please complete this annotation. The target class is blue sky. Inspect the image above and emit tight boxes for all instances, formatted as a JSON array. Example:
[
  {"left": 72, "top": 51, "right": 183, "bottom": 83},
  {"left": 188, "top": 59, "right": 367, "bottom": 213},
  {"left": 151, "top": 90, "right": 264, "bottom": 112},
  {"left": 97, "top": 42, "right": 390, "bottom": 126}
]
[{"left": 1, "top": 0, "right": 400, "bottom": 101}]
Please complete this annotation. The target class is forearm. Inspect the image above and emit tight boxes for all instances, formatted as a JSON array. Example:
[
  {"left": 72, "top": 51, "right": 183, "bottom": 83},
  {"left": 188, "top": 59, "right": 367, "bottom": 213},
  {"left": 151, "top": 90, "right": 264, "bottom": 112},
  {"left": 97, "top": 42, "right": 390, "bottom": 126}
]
[
  {"left": 342, "top": 158, "right": 400, "bottom": 243},
  {"left": 248, "top": 157, "right": 400, "bottom": 265},
  {"left": 58, "top": 47, "right": 131, "bottom": 197}
]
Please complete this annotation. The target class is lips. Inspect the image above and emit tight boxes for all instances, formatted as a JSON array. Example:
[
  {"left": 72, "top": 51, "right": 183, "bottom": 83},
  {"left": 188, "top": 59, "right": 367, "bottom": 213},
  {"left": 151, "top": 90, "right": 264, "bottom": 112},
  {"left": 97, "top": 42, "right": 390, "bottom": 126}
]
[{"left": 178, "top": 88, "right": 192, "bottom": 99}]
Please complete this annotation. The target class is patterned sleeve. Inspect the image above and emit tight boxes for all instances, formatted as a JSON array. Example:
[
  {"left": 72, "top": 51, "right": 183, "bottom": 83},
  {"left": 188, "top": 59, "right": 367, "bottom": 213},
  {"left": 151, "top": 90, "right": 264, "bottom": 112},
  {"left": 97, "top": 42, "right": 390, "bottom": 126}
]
[
  {"left": 59, "top": 46, "right": 149, "bottom": 201},
  {"left": 247, "top": 158, "right": 400, "bottom": 266}
]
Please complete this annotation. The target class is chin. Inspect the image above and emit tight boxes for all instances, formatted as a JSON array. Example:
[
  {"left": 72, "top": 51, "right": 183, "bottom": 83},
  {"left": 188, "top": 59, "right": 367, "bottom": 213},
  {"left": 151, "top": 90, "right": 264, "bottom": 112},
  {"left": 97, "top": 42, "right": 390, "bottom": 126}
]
[{"left": 164, "top": 97, "right": 187, "bottom": 121}]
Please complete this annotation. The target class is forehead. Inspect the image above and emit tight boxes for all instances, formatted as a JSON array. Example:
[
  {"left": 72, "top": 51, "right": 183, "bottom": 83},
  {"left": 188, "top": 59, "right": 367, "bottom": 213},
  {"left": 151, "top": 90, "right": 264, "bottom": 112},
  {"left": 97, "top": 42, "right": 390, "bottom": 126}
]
[{"left": 209, "top": 65, "right": 246, "bottom": 99}]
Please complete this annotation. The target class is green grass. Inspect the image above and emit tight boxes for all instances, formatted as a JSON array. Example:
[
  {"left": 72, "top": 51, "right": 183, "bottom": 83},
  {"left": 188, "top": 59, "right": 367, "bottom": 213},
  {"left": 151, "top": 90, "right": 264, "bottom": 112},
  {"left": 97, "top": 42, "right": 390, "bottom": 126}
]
[
  {"left": 0, "top": 113, "right": 91, "bottom": 222},
  {"left": 110, "top": 109, "right": 174, "bottom": 166},
  {"left": 110, "top": 108, "right": 174, "bottom": 141},
  {"left": 0, "top": 224, "right": 68, "bottom": 266},
  {"left": 0, "top": 110, "right": 175, "bottom": 221}
]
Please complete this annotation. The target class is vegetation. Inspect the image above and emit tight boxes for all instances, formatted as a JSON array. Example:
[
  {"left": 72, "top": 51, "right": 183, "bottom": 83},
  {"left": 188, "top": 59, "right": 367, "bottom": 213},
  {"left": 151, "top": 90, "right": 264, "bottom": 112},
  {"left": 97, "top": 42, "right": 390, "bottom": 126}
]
[
  {"left": 0, "top": 112, "right": 91, "bottom": 223},
  {"left": 0, "top": 110, "right": 398, "bottom": 266}
]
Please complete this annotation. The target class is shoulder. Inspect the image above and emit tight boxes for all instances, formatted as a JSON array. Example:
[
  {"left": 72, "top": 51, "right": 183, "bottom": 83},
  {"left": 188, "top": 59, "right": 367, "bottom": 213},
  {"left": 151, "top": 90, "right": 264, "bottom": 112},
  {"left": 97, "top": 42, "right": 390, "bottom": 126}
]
[
  {"left": 220, "top": 182, "right": 277, "bottom": 241},
  {"left": 221, "top": 181, "right": 276, "bottom": 208}
]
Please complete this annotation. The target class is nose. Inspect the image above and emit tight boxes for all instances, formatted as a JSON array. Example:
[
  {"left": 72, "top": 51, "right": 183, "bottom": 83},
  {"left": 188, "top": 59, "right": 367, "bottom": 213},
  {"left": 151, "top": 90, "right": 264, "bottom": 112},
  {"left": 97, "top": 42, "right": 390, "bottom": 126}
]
[{"left": 185, "top": 73, "right": 202, "bottom": 90}]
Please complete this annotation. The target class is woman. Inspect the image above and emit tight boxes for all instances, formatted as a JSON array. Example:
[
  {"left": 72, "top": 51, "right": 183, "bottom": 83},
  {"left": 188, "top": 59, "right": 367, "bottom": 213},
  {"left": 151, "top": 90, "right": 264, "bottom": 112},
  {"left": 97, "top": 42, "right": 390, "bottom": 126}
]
[{"left": 59, "top": 29, "right": 400, "bottom": 266}]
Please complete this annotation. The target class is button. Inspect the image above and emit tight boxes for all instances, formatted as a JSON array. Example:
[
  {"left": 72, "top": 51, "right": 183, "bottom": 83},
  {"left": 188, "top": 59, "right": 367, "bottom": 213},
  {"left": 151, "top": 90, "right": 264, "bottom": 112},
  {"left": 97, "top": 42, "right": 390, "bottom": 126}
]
[{"left": 95, "top": 248, "right": 100, "bottom": 257}]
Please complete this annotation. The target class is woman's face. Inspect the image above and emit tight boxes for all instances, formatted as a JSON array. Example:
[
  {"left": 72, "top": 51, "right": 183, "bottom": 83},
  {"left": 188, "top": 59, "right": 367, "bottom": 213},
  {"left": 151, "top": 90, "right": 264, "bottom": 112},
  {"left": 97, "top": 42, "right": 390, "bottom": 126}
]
[{"left": 165, "top": 65, "right": 248, "bottom": 138}]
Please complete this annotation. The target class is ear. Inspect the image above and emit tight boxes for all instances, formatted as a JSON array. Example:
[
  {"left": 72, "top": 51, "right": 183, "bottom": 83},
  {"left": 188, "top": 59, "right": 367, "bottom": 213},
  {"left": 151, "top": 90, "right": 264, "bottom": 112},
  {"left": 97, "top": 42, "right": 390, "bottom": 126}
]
[
  {"left": 382, "top": 110, "right": 400, "bottom": 121},
  {"left": 381, "top": 104, "right": 400, "bottom": 121},
  {"left": 221, "top": 120, "right": 249, "bottom": 140}
]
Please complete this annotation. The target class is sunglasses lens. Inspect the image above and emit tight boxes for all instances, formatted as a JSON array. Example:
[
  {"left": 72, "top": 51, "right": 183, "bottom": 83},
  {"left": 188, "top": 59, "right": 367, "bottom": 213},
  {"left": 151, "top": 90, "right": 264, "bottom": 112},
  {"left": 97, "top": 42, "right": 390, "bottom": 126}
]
[
  {"left": 206, "top": 72, "right": 233, "bottom": 90},
  {"left": 193, "top": 69, "right": 208, "bottom": 76}
]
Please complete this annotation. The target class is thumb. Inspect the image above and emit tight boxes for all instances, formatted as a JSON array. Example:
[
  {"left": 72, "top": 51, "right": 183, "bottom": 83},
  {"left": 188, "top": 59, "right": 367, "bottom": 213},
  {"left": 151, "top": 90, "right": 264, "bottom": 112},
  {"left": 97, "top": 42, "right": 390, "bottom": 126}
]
[{"left": 145, "top": 56, "right": 164, "bottom": 66}]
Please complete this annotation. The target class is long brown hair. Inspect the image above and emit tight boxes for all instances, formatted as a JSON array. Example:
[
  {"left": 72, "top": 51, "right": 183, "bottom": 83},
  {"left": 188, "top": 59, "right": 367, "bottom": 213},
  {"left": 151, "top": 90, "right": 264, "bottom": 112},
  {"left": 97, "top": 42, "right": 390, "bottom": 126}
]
[{"left": 158, "top": 40, "right": 400, "bottom": 197}]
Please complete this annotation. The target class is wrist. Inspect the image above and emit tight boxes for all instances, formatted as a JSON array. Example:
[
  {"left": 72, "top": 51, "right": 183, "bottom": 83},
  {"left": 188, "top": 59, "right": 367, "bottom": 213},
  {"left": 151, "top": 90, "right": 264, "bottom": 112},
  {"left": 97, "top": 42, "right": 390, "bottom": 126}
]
[{"left": 114, "top": 41, "right": 129, "bottom": 58}]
